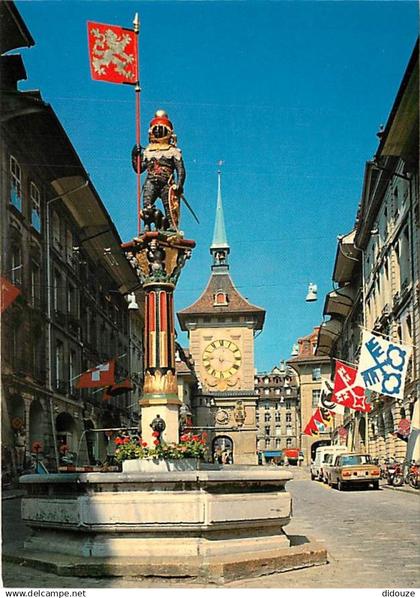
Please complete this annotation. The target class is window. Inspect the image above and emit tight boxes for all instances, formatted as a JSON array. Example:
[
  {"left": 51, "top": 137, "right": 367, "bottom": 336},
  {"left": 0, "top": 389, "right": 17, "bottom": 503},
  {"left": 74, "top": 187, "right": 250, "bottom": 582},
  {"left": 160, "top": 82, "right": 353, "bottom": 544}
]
[
  {"left": 30, "top": 183, "right": 41, "bottom": 231},
  {"left": 286, "top": 413, "right": 292, "bottom": 423},
  {"left": 10, "top": 156, "right": 22, "bottom": 211},
  {"left": 31, "top": 260, "right": 41, "bottom": 308},
  {"left": 275, "top": 388, "right": 280, "bottom": 395},
  {"left": 286, "top": 427, "right": 293, "bottom": 436},
  {"left": 11, "top": 245, "right": 22, "bottom": 286},
  {"left": 275, "top": 439, "right": 281, "bottom": 448},
  {"left": 286, "top": 400, "right": 291, "bottom": 409},
  {"left": 264, "top": 413, "right": 270, "bottom": 422},
  {"left": 55, "top": 340, "right": 65, "bottom": 389},
  {"left": 265, "top": 426, "right": 270, "bottom": 436},
  {"left": 264, "top": 377, "right": 269, "bottom": 384},
  {"left": 265, "top": 439, "right": 270, "bottom": 449},
  {"left": 286, "top": 388, "right": 291, "bottom": 395},
  {"left": 275, "top": 412, "right": 281, "bottom": 423},
  {"left": 312, "top": 367, "right": 321, "bottom": 381},
  {"left": 69, "top": 349, "right": 77, "bottom": 394},
  {"left": 312, "top": 389, "right": 321, "bottom": 407},
  {"left": 264, "top": 402, "right": 270, "bottom": 409},
  {"left": 213, "top": 290, "right": 228, "bottom": 306},
  {"left": 53, "top": 270, "right": 62, "bottom": 312},
  {"left": 275, "top": 426, "right": 281, "bottom": 437},
  {"left": 264, "top": 388, "right": 269, "bottom": 395},
  {"left": 67, "top": 283, "right": 78, "bottom": 317},
  {"left": 66, "top": 228, "right": 74, "bottom": 264},
  {"left": 52, "top": 211, "right": 61, "bottom": 249},
  {"left": 286, "top": 438, "right": 292, "bottom": 448}
]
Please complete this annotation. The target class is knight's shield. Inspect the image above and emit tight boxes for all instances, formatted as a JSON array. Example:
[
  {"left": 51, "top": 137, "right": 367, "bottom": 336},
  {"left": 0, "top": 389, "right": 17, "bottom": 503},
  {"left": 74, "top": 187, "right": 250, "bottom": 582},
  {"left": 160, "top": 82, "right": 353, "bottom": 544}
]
[{"left": 168, "top": 184, "right": 181, "bottom": 229}]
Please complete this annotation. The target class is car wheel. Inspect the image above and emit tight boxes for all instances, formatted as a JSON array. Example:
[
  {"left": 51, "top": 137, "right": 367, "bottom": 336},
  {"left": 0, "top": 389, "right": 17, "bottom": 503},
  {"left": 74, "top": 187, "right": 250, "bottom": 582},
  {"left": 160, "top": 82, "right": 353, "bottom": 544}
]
[{"left": 337, "top": 480, "right": 346, "bottom": 491}]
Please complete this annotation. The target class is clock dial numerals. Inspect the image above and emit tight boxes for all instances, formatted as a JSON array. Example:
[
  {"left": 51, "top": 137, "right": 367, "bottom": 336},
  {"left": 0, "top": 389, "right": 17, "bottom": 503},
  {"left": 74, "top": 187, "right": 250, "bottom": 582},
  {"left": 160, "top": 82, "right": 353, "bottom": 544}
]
[{"left": 202, "top": 339, "right": 242, "bottom": 379}]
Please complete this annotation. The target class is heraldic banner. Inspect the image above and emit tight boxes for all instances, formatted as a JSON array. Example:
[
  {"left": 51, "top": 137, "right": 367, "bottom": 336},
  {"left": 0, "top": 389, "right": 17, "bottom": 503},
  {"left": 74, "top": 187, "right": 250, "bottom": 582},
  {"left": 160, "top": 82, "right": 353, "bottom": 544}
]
[
  {"left": 357, "top": 330, "right": 412, "bottom": 400},
  {"left": 87, "top": 22, "right": 138, "bottom": 85},
  {"left": 0, "top": 277, "right": 21, "bottom": 313},
  {"left": 319, "top": 378, "right": 345, "bottom": 415},
  {"left": 303, "top": 407, "right": 333, "bottom": 437},
  {"left": 332, "top": 360, "right": 371, "bottom": 413}
]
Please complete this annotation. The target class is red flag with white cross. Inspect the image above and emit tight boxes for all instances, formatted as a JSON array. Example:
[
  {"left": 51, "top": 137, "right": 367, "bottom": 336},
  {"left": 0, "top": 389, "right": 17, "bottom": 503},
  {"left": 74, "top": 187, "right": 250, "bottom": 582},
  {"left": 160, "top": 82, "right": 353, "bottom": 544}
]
[
  {"left": 0, "top": 277, "right": 21, "bottom": 313},
  {"left": 76, "top": 360, "right": 116, "bottom": 389},
  {"left": 332, "top": 361, "right": 371, "bottom": 413},
  {"left": 87, "top": 21, "right": 138, "bottom": 85}
]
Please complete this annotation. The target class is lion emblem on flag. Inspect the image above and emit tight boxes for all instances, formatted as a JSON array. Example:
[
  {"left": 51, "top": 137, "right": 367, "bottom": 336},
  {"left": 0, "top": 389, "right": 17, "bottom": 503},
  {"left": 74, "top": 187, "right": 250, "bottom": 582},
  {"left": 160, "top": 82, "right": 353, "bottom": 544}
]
[{"left": 90, "top": 27, "right": 136, "bottom": 79}]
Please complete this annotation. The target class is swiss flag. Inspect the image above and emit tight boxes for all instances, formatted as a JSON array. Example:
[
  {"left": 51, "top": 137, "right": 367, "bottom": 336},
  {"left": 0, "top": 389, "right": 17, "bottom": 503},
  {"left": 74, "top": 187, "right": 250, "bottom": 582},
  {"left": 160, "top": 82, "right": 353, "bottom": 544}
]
[
  {"left": 1, "top": 277, "right": 21, "bottom": 313},
  {"left": 332, "top": 361, "right": 371, "bottom": 413},
  {"left": 76, "top": 360, "right": 115, "bottom": 389},
  {"left": 87, "top": 22, "right": 138, "bottom": 85}
]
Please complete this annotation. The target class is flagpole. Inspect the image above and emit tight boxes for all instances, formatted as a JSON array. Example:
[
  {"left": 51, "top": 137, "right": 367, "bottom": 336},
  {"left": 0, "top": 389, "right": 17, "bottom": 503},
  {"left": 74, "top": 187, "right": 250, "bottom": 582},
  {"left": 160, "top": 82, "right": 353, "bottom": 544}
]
[
  {"left": 133, "top": 13, "right": 141, "bottom": 237},
  {"left": 359, "top": 324, "right": 419, "bottom": 349}
]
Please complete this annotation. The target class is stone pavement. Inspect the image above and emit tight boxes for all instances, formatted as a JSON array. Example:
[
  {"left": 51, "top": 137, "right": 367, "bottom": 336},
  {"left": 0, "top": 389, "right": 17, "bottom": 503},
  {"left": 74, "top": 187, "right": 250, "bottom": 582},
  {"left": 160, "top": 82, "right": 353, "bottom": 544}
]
[{"left": 2, "top": 467, "right": 419, "bottom": 589}]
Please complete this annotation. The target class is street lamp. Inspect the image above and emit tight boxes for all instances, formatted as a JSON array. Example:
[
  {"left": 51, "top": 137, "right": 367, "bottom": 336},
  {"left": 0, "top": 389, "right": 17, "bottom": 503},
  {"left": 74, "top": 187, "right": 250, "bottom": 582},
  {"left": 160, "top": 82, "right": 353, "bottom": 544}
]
[{"left": 305, "top": 283, "right": 318, "bottom": 302}]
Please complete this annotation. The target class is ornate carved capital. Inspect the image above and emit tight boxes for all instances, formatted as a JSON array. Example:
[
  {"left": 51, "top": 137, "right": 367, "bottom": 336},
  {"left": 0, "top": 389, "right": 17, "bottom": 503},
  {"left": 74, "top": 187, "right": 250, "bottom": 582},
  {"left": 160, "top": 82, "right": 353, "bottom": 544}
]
[{"left": 143, "top": 370, "right": 177, "bottom": 395}]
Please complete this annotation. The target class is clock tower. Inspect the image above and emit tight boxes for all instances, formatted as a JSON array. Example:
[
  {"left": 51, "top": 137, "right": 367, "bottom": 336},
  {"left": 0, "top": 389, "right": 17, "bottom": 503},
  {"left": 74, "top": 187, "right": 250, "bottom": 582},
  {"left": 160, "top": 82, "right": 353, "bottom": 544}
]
[{"left": 177, "top": 171, "right": 265, "bottom": 464}]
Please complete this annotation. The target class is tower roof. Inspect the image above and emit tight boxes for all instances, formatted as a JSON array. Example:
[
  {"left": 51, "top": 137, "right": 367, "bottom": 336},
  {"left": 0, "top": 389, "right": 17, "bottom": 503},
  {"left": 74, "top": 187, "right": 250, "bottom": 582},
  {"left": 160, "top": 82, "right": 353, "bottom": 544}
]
[
  {"left": 177, "top": 270, "right": 265, "bottom": 331},
  {"left": 210, "top": 170, "right": 229, "bottom": 250},
  {"left": 177, "top": 167, "right": 265, "bottom": 332}
]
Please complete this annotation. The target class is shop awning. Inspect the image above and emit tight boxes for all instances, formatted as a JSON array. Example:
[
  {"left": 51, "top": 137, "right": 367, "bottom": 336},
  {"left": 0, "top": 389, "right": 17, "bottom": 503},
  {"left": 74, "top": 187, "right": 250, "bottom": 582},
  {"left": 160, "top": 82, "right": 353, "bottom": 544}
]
[
  {"left": 323, "top": 285, "right": 355, "bottom": 319},
  {"left": 333, "top": 230, "right": 360, "bottom": 284},
  {"left": 283, "top": 449, "right": 299, "bottom": 459},
  {"left": 262, "top": 451, "right": 282, "bottom": 457},
  {"left": 316, "top": 318, "right": 342, "bottom": 357}
]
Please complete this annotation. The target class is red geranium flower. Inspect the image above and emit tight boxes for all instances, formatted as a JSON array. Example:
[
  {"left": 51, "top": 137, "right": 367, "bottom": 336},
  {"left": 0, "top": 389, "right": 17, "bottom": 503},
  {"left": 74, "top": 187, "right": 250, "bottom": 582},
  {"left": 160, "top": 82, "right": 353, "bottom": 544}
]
[
  {"left": 123, "top": 437, "right": 130, "bottom": 444},
  {"left": 201, "top": 432, "right": 208, "bottom": 440},
  {"left": 192, "top": 435, "right": 199, "bottom": 442},
  {"left": 142, "top": 441, "right": 148, "bottom": 447},
  {"left": 153, "top": 439, "right": 159, "bottom": 446},
  {"left": 114, "top": 437, "right": 123, "bottom": 445},
  {"left": 180, "top": 434, "right": 189, "bottom": 442},
  {"left": 152, "top": 431, "right": 160, "bottom": 438}
]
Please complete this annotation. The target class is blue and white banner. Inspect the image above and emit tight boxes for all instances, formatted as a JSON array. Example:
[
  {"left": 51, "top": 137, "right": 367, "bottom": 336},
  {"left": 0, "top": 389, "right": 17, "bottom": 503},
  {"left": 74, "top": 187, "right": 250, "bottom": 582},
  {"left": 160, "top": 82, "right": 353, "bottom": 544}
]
[{"left": 357, "top": 330, "right": 412, "bottom": 400}]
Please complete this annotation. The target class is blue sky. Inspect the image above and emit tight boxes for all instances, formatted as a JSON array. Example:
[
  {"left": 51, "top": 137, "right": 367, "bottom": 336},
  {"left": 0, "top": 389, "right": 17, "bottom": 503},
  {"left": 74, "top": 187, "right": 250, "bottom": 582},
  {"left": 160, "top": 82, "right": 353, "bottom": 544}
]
[{"left": 15, "top": 0, "right": 418, "bottom": 371}]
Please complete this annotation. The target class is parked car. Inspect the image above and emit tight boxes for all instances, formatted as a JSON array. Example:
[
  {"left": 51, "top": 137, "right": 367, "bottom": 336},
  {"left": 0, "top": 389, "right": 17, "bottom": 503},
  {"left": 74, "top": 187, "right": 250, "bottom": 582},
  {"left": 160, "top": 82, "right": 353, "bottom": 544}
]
[
  {"left": 319, "top": 447, "right": 349, "bottom": 483},
  {"left": 327, "top": 453, "right": 380, "bottom": 491},
  {"left": 311, "top": 445, "right": 348, "bottom": 482}
]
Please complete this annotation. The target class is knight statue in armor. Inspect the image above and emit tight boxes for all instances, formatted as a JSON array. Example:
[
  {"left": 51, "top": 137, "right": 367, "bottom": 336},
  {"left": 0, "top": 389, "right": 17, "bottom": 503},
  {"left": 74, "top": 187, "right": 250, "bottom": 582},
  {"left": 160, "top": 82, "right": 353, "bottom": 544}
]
[{"left": 132, "top": 110, "right": 185, "bottom": 232}]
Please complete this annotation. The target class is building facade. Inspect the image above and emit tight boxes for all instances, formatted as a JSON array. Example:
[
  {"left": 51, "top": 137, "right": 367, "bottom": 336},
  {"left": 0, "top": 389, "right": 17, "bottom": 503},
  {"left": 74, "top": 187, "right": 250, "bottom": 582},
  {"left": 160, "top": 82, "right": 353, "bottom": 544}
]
[
  {"left": 287, "top": 327, "right": 332, "bottom": 465},
  {"left": 317, "top": 41, "right": 419, "bottom": 462},
  {"left": 1, "top": 1, "right": 144, "bottom": 481},
  {"left": 178, "top": 171, "right": 265, "bottom": 464},
  {"left": 254, "top": 364, "right": 300, "bottom": 464}
]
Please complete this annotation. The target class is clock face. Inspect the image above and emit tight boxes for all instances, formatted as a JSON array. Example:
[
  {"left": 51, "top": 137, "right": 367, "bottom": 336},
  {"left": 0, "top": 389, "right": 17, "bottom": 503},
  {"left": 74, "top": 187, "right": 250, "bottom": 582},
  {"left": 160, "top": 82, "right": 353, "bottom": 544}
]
[{"left": 202, "top": 339, "right": 242, "bottom": 379}]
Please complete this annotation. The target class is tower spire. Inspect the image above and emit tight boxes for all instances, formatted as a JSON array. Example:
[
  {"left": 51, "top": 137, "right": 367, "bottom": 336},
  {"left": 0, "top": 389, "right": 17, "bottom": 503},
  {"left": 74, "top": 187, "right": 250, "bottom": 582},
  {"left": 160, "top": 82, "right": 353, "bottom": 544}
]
[{"left": 210, "top": 164, "right": 230, "bottom": 270}]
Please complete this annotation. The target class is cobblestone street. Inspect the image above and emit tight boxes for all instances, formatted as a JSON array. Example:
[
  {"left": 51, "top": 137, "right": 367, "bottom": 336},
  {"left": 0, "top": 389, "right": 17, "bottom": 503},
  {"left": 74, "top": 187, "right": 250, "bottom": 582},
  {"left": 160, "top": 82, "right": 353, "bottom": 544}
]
[{"left": 2, "top": 468, "right": 419, "bottom": 589}]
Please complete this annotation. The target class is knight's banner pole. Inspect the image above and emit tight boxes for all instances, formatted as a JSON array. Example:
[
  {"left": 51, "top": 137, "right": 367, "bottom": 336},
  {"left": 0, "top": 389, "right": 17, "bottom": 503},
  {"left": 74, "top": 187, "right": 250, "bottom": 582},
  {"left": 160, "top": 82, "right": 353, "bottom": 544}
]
[
  {"left": 87, "top": 18, "right": 140, "bottom": 232},
  {"left": 133, "top": 13, "right": 141, "bottom": 236}
]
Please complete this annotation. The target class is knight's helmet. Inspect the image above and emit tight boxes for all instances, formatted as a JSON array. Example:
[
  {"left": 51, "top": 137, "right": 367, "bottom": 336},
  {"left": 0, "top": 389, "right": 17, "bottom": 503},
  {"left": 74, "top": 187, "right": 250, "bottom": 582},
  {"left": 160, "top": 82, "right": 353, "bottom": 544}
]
[{"left": 149, "top": 110, "right": 174, "bottom": 144}]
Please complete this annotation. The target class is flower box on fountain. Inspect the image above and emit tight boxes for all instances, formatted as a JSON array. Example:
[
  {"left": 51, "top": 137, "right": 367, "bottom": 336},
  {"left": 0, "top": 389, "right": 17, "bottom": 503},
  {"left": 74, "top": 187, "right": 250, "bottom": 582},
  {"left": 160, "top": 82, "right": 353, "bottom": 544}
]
[{"left": 114, "top": 431, "right": 210, "bottom": 473}]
